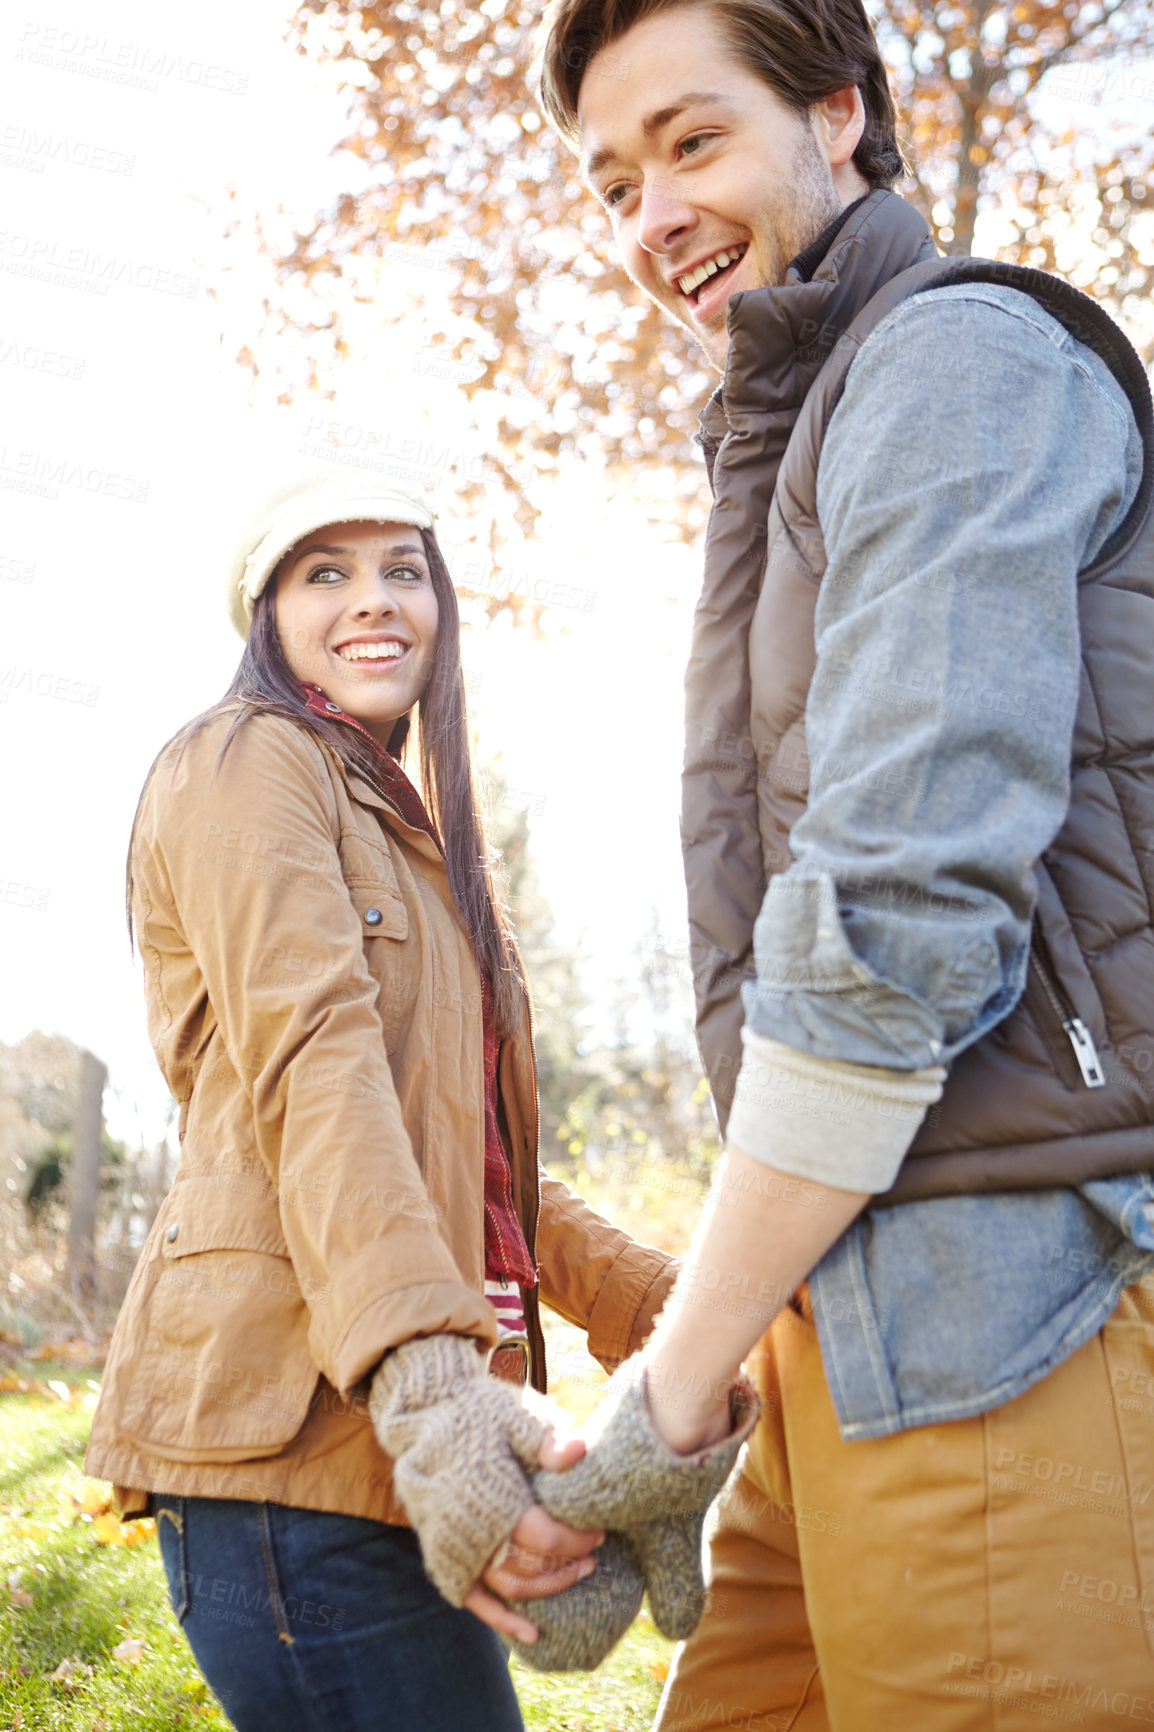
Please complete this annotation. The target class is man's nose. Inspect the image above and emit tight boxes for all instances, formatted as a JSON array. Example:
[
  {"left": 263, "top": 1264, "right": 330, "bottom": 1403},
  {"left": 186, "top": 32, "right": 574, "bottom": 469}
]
[{"left": 637, "top": 181, "right": 696, "bottom": 257}]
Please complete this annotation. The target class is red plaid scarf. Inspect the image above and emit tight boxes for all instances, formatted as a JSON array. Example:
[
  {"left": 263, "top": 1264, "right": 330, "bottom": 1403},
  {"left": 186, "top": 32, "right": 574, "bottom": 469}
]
[{"left": 300, "top": 684, "right": 536, "bottom": 1287}]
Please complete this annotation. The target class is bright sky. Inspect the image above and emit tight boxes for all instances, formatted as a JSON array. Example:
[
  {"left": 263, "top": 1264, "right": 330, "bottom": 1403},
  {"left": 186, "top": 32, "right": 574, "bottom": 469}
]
[{"left": 0, "top": 0, "right": 701, "bottom": 1148}]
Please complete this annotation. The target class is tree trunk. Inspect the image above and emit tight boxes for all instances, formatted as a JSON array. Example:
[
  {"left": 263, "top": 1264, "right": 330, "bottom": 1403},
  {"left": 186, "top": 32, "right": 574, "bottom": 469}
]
[{"left": 67, "top": 1050, "right": 106, "bottom": 1311}]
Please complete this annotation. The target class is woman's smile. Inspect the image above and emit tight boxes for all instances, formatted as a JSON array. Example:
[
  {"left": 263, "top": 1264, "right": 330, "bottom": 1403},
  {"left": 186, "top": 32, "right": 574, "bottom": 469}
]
[{"left": 274, "top": 519, "right": 440, "bottom": 746}]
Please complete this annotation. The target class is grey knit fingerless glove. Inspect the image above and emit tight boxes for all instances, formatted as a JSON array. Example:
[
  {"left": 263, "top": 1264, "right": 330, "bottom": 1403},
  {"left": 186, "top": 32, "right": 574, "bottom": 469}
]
[
  {"left": 510, "top": 1358, "right": 759, "bottom": 1670},
  {"left": 369, "top": 1334, "right": 546, "bottom": 1608}
]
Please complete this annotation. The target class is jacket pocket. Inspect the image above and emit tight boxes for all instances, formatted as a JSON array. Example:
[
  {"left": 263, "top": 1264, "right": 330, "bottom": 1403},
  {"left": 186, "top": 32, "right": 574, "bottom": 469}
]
[{"left": 118, "top": 1177, "right": 319, "bottom": 1464}]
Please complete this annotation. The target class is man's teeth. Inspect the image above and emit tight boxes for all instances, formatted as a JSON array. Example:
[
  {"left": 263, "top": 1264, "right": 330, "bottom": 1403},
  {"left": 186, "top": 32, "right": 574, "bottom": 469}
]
[
  {"left": 338, "top": 642, "right": 405, "bottom": 661},
  {"left": 678, "top": 246, "right": 746, "bottom": 297}
]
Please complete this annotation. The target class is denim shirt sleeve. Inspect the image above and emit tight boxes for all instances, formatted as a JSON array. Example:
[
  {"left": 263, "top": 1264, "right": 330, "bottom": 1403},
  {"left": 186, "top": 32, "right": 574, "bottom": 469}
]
[{"left": 742, "top": 284, "right": 1143, "bottom": 1071}]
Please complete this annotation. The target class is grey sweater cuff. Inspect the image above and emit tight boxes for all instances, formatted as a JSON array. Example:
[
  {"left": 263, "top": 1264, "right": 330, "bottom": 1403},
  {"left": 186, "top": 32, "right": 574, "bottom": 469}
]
[
  {"left": 726, "top": 1028, "right": 946, "bottom": 1193},
  {"left": 369, "top": 1334, "right": 545, "bottom": 1607}
]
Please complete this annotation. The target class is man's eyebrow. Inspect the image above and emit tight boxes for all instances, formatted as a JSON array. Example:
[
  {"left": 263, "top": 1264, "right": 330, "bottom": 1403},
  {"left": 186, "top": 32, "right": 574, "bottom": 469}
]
[{"left": 584, "top": 91, "right": 733, "bottom": 181}]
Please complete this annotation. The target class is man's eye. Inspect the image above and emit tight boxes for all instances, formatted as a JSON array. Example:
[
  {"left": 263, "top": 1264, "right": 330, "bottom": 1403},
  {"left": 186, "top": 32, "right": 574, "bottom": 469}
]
[
  {"left": 603, "top": 183, "right": 631, "bottom": 209},
  {"left": 679, "top": 133, "right": 708, "bottom": 158}
]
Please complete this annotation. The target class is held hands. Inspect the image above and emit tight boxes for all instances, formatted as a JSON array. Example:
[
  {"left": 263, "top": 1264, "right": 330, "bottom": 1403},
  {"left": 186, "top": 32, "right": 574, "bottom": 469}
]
[
  {"left": 466, "top": 1431, "right": 603, "bottom": 1645},
  {"left": 368, "top": 1336, "right": 602, "bottom": 1642},
  {"left": 369, "top": 1333, "right": 756, "bottom": 1671},
  {"left": 508, "top": 1356, "right": 760, "bottom": 1672}
]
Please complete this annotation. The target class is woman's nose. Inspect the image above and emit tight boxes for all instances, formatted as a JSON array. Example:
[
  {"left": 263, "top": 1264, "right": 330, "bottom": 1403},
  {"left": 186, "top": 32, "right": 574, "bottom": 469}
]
[{"left": 352, "top": 575, "right": 397, "bottom": 616}]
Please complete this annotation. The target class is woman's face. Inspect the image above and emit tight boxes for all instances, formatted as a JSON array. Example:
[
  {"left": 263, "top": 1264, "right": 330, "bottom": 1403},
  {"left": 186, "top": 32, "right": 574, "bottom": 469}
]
[{"left": 273, "top": 519, "right": 440, "bottom": 748}]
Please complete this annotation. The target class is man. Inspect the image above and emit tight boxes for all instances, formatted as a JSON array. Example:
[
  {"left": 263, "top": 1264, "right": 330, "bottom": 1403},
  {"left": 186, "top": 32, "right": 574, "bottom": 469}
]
[{"left": 536, "top": 2, "right": 1154, "bottom": 1725}]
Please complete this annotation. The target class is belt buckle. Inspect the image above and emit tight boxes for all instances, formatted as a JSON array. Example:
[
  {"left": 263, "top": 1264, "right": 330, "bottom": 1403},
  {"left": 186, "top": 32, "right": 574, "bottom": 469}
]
[{"left": 487, "top": 1335, "right": 531, "bottom": 1387}]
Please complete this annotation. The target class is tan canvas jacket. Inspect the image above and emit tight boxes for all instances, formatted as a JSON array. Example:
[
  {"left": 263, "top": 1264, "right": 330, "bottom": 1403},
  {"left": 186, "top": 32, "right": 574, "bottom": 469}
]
[{"left": 85, "top": 705, "right": 675, "bottom": 1524}]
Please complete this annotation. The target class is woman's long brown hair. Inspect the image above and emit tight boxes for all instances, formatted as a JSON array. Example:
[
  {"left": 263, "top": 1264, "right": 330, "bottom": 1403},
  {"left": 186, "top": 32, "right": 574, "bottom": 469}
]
[{"left": 127, "top": 527, "right": 526, "bottom": 1035}]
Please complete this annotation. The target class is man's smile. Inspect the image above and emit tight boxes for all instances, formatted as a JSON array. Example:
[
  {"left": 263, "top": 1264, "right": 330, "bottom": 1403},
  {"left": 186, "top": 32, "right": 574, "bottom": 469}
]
[{"left": 674, "top": 242, "right": 748, "bottom": 299}]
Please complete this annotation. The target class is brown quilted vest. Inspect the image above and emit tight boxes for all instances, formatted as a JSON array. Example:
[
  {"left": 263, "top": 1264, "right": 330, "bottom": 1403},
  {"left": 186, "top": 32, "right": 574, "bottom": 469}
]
[{"left": 683, "top": 189, "right": 1154, "bottom": 1205}]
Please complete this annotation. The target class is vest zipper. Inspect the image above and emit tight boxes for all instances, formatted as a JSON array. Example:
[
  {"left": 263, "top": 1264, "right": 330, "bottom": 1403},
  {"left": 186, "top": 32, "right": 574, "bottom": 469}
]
[{"left": 1029, "top": 939, "right": 1106, "bottom": 1088}]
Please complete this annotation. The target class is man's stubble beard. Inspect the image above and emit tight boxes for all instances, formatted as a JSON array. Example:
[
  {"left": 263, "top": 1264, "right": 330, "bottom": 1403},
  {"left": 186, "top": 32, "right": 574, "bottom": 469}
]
[{"left": 690, "top": 120, "right": 844, "bottom": 372}]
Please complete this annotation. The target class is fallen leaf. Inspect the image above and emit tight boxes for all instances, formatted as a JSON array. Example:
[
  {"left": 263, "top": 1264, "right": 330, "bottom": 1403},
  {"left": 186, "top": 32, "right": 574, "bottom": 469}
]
[
  {"left": 91, "top": 1513, "right": 124, "bottom": 1545},
  {"left": 649, "top": 1660, "right": 670, "bottom": 1682},
  {"left": 7, "top": 1587, "right": 35, "bottom": 1608},
  {"left": 72, "top": 1486, "right": 112, "bottom": 1519},
  {"left": 111, "top": 1638, "right": 144, "bottom": 1663},
  {"left": 50, "top": 1656, "right": 92, "bottom": 1684}
]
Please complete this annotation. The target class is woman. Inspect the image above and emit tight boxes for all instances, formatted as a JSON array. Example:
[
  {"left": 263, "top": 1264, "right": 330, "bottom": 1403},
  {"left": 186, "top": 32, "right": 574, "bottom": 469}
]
[{"left": 85, "top": 466, "right": 677, "bottom": 1731}]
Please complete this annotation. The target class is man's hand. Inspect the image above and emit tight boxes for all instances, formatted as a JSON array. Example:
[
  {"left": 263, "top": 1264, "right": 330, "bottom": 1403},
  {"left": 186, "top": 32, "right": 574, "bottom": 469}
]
[{"left": 464, "top": 1432, "right": 604, "bottom": 1644}]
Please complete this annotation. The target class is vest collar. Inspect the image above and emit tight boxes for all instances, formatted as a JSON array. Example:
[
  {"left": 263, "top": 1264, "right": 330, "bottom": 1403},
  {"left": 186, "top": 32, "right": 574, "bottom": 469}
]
[{"left": 699, "top": 189, "right": 938, "bottom": 447}]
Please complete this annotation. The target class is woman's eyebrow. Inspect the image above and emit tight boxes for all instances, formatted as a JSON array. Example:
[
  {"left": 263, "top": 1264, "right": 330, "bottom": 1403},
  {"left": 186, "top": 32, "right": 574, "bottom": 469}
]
[{"left": 295, "top": 541, "right": 426, "bottom": 559}]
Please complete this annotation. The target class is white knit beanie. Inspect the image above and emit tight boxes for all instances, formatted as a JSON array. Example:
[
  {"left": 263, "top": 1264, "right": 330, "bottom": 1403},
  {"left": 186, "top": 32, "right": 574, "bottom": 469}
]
[{"left": 226, "top": 459, "right": 437, "bottom": 638}]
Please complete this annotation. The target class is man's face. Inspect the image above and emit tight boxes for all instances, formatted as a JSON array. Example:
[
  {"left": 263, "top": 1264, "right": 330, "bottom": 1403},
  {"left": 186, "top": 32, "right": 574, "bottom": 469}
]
[{"left": 578, "top": 6, "right": 846, "bottom": 372}]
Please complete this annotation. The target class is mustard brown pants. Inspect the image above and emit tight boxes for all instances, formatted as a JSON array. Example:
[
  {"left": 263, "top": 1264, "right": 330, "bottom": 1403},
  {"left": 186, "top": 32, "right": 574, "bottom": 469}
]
[{"left": 656, "top": 1276, "right": 1154, "bottom": 1731}]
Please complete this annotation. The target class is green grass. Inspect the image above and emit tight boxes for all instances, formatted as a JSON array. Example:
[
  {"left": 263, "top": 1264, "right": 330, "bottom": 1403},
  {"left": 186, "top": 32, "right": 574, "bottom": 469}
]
[
  {"left": 1, "top": 1328, "right": 674, "bottom": 1731},
  {"left": 0, "top": 1361, "right": 223, "bottom": 1730}
]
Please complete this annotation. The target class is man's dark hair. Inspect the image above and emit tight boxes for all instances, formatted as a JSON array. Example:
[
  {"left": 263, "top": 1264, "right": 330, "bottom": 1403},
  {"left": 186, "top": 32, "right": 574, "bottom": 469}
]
[{"left": 538, "top": 0, "right": 906, "bottom": 189}]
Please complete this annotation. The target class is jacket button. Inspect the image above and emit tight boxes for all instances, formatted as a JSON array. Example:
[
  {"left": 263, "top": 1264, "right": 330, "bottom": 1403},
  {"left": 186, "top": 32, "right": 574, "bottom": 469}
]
[
  {"left": 166, "top": 1223, "right": 179, "bottom": 1243},
  {"left": 364, "top": 907, "right": 383, "bottom": 926}
]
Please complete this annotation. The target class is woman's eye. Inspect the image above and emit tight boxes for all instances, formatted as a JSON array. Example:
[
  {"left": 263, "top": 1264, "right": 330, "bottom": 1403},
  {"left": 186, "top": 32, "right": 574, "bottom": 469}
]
[
  {"left": 306, "top": 564, "right": 345, "bottom": 584},
  {"left": 388, "top": 564, "right": 425, "bottom": 583}
]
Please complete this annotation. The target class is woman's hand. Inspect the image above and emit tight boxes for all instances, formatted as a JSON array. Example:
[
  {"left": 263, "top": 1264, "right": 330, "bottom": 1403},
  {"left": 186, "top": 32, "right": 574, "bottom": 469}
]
[{"left": 464, "top": 1433, "right": 604, "bottom": 1644}]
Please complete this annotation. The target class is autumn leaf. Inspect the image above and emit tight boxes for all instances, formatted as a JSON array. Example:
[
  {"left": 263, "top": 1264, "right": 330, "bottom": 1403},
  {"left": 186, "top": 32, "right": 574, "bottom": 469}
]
[
  {"left": 91, "top": 1512, "right": 154, "bottom": 1547},
  {"left": 111, "top": 1637, "right": 145, "bottom": 1663},
  {"left": 72, "top": 1485, "right": 112, "bottom": 1519},
  {"left": 49, "top": 1656, "right": 93, "bottom": 1688}
]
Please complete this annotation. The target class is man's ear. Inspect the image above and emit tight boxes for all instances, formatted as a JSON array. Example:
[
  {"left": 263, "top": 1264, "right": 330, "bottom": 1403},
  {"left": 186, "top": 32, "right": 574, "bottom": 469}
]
[{"left": 811, "top": 84, "right": 866, "bottom": 170}]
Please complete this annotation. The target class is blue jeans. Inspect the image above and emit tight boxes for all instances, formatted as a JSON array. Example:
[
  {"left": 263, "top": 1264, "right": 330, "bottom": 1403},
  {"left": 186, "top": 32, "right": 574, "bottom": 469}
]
[{"left": 154, "top": 1495, "right": 525, "bottom": 1732}]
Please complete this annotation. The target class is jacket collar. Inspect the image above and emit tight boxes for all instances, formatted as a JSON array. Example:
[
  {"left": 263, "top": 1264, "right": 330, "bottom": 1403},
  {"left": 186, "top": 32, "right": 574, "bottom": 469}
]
[{"left": 698, "top": 189, "right": 938, "bottom": 454}]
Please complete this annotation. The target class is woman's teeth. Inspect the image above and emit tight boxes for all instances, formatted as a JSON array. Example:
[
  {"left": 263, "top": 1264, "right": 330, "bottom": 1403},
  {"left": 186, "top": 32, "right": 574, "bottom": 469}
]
[
  {"left": 338, "top": 642, "right": 405, "bottom": 661},
  {"left": 678, "top": 245, "right": 747, "bottom": 298}
]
